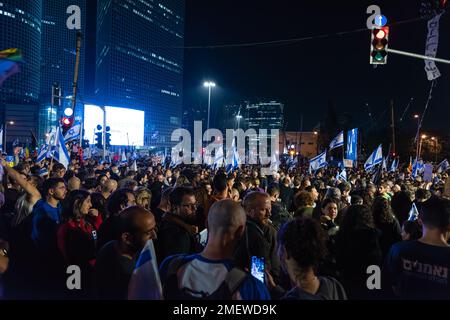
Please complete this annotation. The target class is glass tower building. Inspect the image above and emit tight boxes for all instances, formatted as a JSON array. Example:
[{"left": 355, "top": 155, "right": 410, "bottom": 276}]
[
  {"left": 96, "top": 0, "right": 185, "bottom": 148},
  {"left": 0, "top": 0, "right": 41, "bottom": 105},
  {"left": 0, "top": 0, "right": 41, "bottom": 148},
  {"left": 38, "top": 0, "right": 86, "bottom": 142}
]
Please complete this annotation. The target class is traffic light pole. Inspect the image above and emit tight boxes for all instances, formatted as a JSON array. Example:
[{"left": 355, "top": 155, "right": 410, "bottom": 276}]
[{"left": 386, "top": 48, "right": 450, "bottom": 64}]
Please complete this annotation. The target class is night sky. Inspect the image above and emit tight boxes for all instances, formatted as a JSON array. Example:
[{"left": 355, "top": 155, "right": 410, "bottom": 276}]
[{"left": 183, "top": 0, "right": 450, "bottom": 133}]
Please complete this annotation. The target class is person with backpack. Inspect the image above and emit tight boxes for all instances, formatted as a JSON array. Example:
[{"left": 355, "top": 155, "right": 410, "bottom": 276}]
[{"left": 159, "top": 199, "right": 270, "bottom": 300}]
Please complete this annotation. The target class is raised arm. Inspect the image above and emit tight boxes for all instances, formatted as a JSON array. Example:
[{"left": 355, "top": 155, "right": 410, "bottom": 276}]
[{"left": 1, "top": 159, "right": 41, "bottom": 202}]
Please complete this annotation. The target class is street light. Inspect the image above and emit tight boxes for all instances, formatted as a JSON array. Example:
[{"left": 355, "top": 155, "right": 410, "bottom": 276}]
[
  {"left": 431, "top": 137, "right": 438, "bottom": 163},
  {"left": 418, "top": 134, "right": 427, "bottom": 159},
  {"left": 203, "top": 81, "right": 216, "bottom": 131}
]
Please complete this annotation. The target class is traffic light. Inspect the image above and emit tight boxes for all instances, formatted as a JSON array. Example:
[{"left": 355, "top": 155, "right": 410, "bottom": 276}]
[
  {"left": 51, "top": 82, "right": 61, "bottom": 107},
  {"left": 82, "top": 139, "right": 89, "bottom": 149},
  {"left": 95, "top": 132, "right": 103, "bottom": 149},
  {"left": 105, "top": 132, "right": 111, "bottom": 148},
  {"left": 370, "top": 26, "right": 389, "bottom": 65},
  {"left": 61, "top": 116, "right": 74, "bottom": 135}
]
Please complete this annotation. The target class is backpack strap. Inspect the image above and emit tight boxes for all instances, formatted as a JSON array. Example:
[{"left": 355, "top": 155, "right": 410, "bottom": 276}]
[{"left": 223, "top": 268, "right": 247, "bottom": 295}]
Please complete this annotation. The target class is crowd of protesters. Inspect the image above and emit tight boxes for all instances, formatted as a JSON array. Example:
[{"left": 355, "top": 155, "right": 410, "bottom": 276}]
[{"left": 0, "top": 153, "right": 449, "bottom": 300}]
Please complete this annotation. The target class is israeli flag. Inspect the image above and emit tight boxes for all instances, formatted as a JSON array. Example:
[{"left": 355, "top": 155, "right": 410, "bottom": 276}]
[
  {"left": 408, "top": 203, "right": 419, "bottom": 221},
  {"left": 346, "top": 128, "right": 358, "bottom": 161},
  {"left": 52, "top": 127, "right": 70, "bottom": 168},
  {"left": 437, "top": 159, "right": 449, "bottom": 174},
  {"left": 329, "top": 131, "right": 344, "bottom": 150},
  {"left": 336, "top": 168, "right": 347, "bottom": 182},
  {"left": 128, "top": 240, "right": 162, "bottom": 300},
  {"left": 64, "top": 122, "right": 81, "bottom": 142},
  {"left": 364, "top": 144, "right": 383, "bottom": 171},
  {"left": 213, "top": 146, "right": 224, "bottom": 169},
  {"left": 382, "top": 157, "right": 388, "bottom": 172},
  {"left": 412, "top": 158, "right": 424, "bottom": 179},
  {"left": 226, "top": 143, "right": 240, "bottom": 174},
  {"left": 390, "top": 158, "right": 398, "bottom": 172},
  {"left": 36, "top": 144, "right": 49, "bottom": 162},
  {"left": 309, "top": 151, "right": 327, "bottom": 172},
  {"left": 269, "top": 152, "right": 279, "bottom": 174},
  {"left": 121, "top": 150, "right": 127, "bottom": 164}
]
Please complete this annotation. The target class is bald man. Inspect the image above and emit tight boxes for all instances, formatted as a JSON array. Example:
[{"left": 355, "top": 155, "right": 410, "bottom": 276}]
[
  {"left": 68, "top": 176, "right": 81, "bottom": 192},
  {"left": 160, "top": 199, "right": 270, "bottom": 300},
  {"left": 101, "top": 179, "right": 118, "bottom": 200},
  {"left": 95, "top": 206, "right": 157, "bottom": 300},
  {"left": 234, "top": 191, "right": 280, "bottom": 283}
]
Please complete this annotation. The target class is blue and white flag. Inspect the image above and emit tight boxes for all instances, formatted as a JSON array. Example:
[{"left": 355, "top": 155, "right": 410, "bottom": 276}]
[
  {"left": 309, "top": 151, "right": 327, "bottom": 172},
  {"left": 269, "top": 152, "right": 279, "bottom": 174},
  {"left": 364, "top": 144, "right": 383, "bottom": 171},
  {"left": 437, "top": 159, "right": 449, "bottom": 174},
  {"left": 64, "top": 122, "right": 81, "bottom": 142},
  {"left": 121, "top": 150, "right": 127, "bottom": 164},
  {"left": 336, "top": 168, "right": 347, "bottom": 182},
  {"left": 12, "top": 138, "right": 19, "bottom": 148},
  {"left": 329, "top": 131, "right": 344, "bottom": 150},
  {"left": 52, "top": 127, "right": 70, "bottom": 168},
  {"left": 36, "top": 143, "right": 49, "bottom": 162},
  {"left": 213, "top": 146, "right": 224, "bottom": 169},
  {"left": 346, "top": 128, "right": 358, "bottom": 162},
  {"left": 128, "top": 240, "right": 162, "bottom": 300},
  {"left": 412, "top": 158, "right": 424, "bottom": 179},
  {"left": 390, "top": 158, "right": 399, "bottom": 172},
  {"left": 408, "top": 203, "right": 419, "bottom": 221},
  {"left": 382, "top": 157, "right": 388, "bottom": 172}
]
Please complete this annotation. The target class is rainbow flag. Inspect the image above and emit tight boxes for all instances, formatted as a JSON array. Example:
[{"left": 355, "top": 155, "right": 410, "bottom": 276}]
[{"left": 0, "top": 48, "right": 23, "bottom": 86}]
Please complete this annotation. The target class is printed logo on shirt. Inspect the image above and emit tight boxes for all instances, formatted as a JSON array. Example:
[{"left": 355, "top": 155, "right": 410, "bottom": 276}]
[
  {"left": 92, "top": 230, "right": 97, "bottom": 241},
  {"left": 402, "top": 258, "right": 448, "bottom": 284}
]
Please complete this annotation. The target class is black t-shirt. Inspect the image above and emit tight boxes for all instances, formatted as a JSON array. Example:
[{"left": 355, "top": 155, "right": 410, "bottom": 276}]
[
  {"left": 94, "top": 241, "right": 137, "bottom": 300},
  {"left": 281, "top": 276, "right": 347, "bottom": 300},
  {"left": 383, "top": 240, "right": 450, "bottom": 299}
]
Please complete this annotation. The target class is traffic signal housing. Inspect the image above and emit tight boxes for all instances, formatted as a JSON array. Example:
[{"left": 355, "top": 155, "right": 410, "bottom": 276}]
[
  {"left": 51, "top": 83, "right": 61, "bottom": 107},
  {"left": 95, "top": 132, "right": 103, "bottom": 149},
  {"left": 61, "top": 116, "right": 74, "bottom": 135},
  {"left": 105, "top": 132, "right": 111, "bottom": 148},
  {"left": 370, "top": 26, "right": 389, "bottom": 65}
]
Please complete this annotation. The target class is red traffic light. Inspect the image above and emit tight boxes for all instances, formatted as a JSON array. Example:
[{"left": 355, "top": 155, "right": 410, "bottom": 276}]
[{"left": 62, "top": 117, "right": 71, "bottom": 125}]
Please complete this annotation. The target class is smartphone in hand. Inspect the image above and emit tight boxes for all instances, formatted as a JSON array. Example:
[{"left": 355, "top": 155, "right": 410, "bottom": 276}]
[{"left": 251, "top": 256, "right": 265, "bottom": 283}]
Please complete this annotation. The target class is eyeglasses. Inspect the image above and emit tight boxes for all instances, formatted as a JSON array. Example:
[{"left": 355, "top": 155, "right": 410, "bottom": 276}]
[{"left": 181, "top": 203, "right": 197, "bottom": 209}]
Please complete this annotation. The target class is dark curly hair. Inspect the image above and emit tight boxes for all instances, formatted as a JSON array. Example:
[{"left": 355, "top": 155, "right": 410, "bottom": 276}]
[
  {"left": 372, "top": 197, "right": 395, "bottom": 226},
  {"left": 278, "top": 218, "right": 327, "bottom": 269},
  {"left": 339, "top": 205, "right": 375, "bottom": 235}
]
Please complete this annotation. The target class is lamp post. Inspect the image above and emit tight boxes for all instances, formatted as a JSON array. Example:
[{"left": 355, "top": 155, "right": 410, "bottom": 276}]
[
  {"left": 4, "top": 121, "right": 14, "bottom": 154},
  {"left": 236, "top": 114, "right": 242, "bottom": 130},
  {"left": 431, "top": 136, "right": 438, "bottom": 163},
  {"left": 203, "top": 81, "right": 216, "bottom": 131},
  {"left": 413, "top": 114, "right": 421, "bottom": 158},
  {"left": 418, "top": 134, "right": 427, "bottom": 159},
  {"left": 313, "top": 131, "right": 319, "bottom": 155}
]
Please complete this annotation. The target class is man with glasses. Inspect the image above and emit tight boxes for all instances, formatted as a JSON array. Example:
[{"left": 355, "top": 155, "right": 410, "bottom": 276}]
[{"left": 156, "top": 186, "right": 201, "bottom": 263}]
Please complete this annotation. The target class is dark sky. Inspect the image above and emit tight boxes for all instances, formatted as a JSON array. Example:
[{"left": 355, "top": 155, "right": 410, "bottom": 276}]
[{"left": 183, "top": 0, "right": 450, "bottom": 133}]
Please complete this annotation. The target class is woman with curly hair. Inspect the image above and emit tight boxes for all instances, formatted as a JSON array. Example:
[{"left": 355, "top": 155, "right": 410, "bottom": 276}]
[
  {"left": 335, "top": 205, "right": 382, "bottom": 299},
  {"left": 272, "top": 218, "right": 347, "bottom": 300},
  {"left": 372, "top": 197, "right": 402, "bottom": 257}
]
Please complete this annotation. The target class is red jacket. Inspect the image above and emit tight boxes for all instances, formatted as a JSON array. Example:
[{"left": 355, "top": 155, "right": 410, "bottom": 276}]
[{"left": 57, "top": 218, "right": 97, "bottom": 267}]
